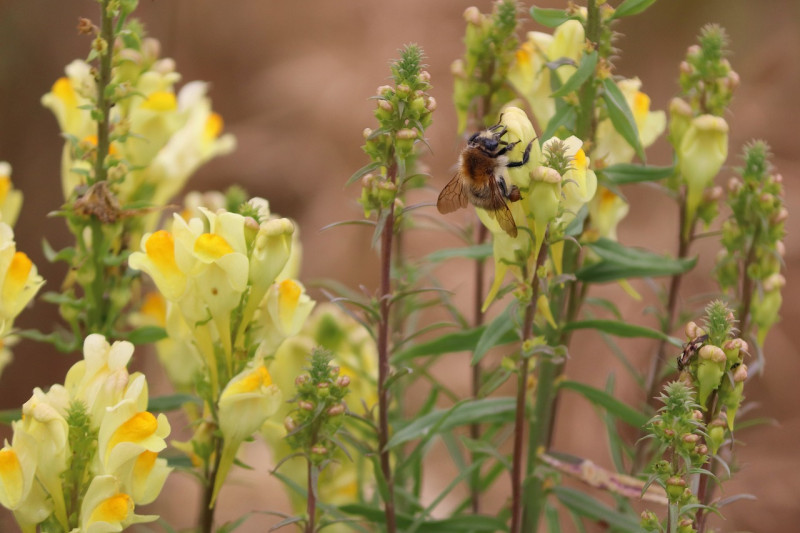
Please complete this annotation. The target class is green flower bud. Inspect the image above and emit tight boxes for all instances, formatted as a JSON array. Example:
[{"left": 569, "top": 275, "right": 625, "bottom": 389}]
[
  {"left": 640, "top": 510, "right": 660, "bottom": 531},
  {"left": 707, "top": 420, "right": 726, "bottom": 454},
  {"left": 666, "top": 476, "right": 686, "bottom": 502}
]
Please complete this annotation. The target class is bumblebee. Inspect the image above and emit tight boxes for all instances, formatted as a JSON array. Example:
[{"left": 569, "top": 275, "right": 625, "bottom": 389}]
[{"left": 437, "top": 121, "right": 533, "bottom": 238}]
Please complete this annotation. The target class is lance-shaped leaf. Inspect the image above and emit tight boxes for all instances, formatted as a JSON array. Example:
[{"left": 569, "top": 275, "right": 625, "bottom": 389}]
[
  {"left": 577, "top": 238, "right": 697, "bottom": 283},
  {"left": 551, "top": 51, "right": 598, "bottom": 99},
  {"left": 425, "top": 243, "right": 493, "bottom": 263},
  {"left": 599, "top": 163, "right": 674, "bottom": 185},
  {"left": 339, "top": 504, "right": 507, "bottom": 532},
  {"left": 610, "top": 0, "right": 658, "bottom": 20},
  {"left": 602, "top": 78, "right": 645, "bottom": 162},
  {"left": 386, "top": 398, "right": 515, "bottom": 449},
  {"left": 563, "top": 319, "right": 682, "bottom": 347},
  {"left": 530, "top": 7, "right": 579, "bottom": 27},
  {"left": 559, "top": 380, "right": 649, "bottom": 428},
  {"left": 552, "top": 486, "right": 643, "bottom": 532}
]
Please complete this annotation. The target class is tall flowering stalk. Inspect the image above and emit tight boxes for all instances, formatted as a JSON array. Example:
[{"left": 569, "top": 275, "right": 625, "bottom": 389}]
[
  {"left": 355, "top": 44, "right": 434, "bottom": 533},
  {"left": 641, "top": 24, "right": 737, "bottom": 432},
  {"left": 38, "top": 0, "right": 234, "bottom": 348}
]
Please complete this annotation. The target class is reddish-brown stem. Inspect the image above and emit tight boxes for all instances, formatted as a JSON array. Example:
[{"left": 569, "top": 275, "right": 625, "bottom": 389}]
[
  {"left": 470, "top": 222, "right": 489, "bottom": 513},
  {"left": 510, "top": 240, "right": 549, "bottom": 533},
  {"left": 199, "top": 435, "right": 223, "bottom": 533},
  {"left": 305, "top": 462, "right": 316, "bottom": 533},
  {"left": 377, "top": 160, "right": 398, "bottom": 533}
]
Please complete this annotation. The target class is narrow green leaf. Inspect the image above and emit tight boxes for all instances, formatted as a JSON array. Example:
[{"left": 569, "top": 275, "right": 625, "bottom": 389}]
[
  {"left": 577, "top": 238, "right": 697, "bottom": 283},
  {"left": 600, "top": 163, "right": 674, "bottom": 185},
  {"left": 148, "top": 393, "right": 201, "bottom": 413},
  {"left": 563, "top": 319, "right": 682, "bottom": 346},
  {"left": 545, "top": 503, "right": 562, "bottom": 533},
  {"left": 530, "top": 7, "right": 577, "bottom": 27},
  {"left": 125, "top": 325, "right": 167, "bottom": 345},
  {"left": 559, "top": 380, "right": 649, "bottom": 428},
  {"left": 346, "top": 161, "right": 381, "bottom": 187},
  {"left": 425, "top": 243, "right": 493, "bottom": 263},
  {"left": 473, "top": 307, "right": 518, "bottom": 365},
  {"left": 542, "top": 105, "right": 577, "bottom": 142},
  {"left": 392, "top": 325, "right": 517, "bottom": 364},
  {"left": 551, "top": 51, "right": 598, "bottom": 98},
  {"left": 611, "top": 0, "right": 658, "bottom": 19},
  {"left": 339, "top": 505, "right": 506, "bottom": 532},
  {"left": 387, "top": 398, "right": 515, "bottom": 449},
  {"left": 552, "top": 486, "right": 642, "bottom": 532},
  {"left": 601, "top": 78, "right": 645, "bottom": 162}
]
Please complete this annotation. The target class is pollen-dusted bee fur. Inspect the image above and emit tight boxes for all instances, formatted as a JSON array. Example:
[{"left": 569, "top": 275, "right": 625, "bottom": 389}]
[{"left": 436, "top": 119, "right": 534, "bottom": 238}]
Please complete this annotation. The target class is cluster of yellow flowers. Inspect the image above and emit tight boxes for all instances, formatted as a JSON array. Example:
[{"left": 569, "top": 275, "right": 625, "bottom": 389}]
[
  {"left": 0, "top": 335, "right": 170, "bottom": 532},
  {"left": 41, "top": 40, "right": 235, "bottom": 213}
]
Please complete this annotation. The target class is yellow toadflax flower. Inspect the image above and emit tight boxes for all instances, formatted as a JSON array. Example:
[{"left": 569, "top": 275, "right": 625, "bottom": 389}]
[
  {"left": 212, "top": 363, "right": 282, "bottom": 506},
  {"left": 593, "top": 78, "right": 666, "bottom": 166},
  {"left": 0, "top": 162, "right": 23, "bottom": 227},
  {"left": 0, "top": 223, "right": 44, "bottom": 337}
]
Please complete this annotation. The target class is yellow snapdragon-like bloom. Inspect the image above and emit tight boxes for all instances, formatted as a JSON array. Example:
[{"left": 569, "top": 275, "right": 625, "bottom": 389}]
[
  {"left": 212, "top": 363, "right": 281, "bottom": 505},
  {"left": 593, "top": 78, "right": 666, "bottom": 165},
  {"left": 588, "top": 187, "right": 630, "bottom": 242},
  {"left": 0, "top": 162, "right": 23, "bottom": 227},
  {"left": 256, "top": 279, "right": 316, "bottom": 357},
  {"left": 77, "top": 475, "right": 156, "bottom": 533},
  {"left": 65, "top": 335, "right": 144, "bottom": 428},
  {"left": 678, "top": 114, "right": 729, "bottom": 228},
  {"left": 508, "top": 21, "right": 585, "bottom": 130},
  {"left": 0, "top": 223, "right": 44, "bottom": 337}
]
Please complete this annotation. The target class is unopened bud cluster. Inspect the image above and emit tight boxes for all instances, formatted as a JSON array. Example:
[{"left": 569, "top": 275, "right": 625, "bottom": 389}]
[
  {"left": 716, "top": 141, "right": 786, "bottom": 345},
  {"left": 678, "top": 24, "right": 738, "bottom": 117},
  {"left": 452, "top": 0, "right": 518, "bottom": 133},
  {"left": 642, "top": 381, "right": 702, "bottom": 532},
  {"left": 285, "top": 348, "right": 350, "bottom": 465},
  {"left": 359, "top": 44, "right": 433, "bottom": 218},
  {"left": 680, "top": 302, "right": 748, "bottom": 425}
]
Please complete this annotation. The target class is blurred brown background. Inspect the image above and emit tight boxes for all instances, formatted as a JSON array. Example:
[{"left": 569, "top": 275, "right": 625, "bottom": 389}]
[{"left": 0, "top": 0, "right": 798, "bottom": 531}]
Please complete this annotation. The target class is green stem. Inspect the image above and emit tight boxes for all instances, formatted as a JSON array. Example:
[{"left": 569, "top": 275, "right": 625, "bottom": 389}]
[
  {"left": 377, "top": 158, "right": 398, "bottom": 533},
  {"left": 93, "top": 0, "right": 114, "bottom": 185},
  {"left": 510, "top": 238, "right": 549, "bottom": 533},
  {"left": 576, "top": 0, "right": 600, "bottom": 143}
]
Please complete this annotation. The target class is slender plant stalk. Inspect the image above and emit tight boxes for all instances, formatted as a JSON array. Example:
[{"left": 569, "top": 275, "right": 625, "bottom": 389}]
[
  {"left": 199, "top": 435, "right": 223, "bottom": 533},
  {"left": 470, "top": 222, "right": 488, "bottom": 514},
  {"left": 305, "top": 462, "right": 317, "bottom": 533},
  {"left": 695, "top": 229, "right": 760, "bottom": 531},
  {"left": 94, "top": 0, "right": 114, "bottom": 186},
  {"left": 377, "top": 159, "right": 398, "bottom": 533},
  {"left": 510, "top": 239, "right": 549, "bottom": 533}
]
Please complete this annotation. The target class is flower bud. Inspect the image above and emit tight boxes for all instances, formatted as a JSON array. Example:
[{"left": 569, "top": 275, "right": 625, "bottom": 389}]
[
  {"left": 327, "top": 404, "right": 345, "bottom": 416},
  {"left": 463, "top": 6, "right": 482, "bottom": 25},
  {"left": 336, "top": 375, "right": 350, "bottom": 388},
  {"left": 299, "top": 400, "right": 314, "bottom": 411}
]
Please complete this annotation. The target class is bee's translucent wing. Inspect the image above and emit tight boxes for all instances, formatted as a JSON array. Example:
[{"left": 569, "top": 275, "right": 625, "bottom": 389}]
[
  {"left": 437, "top": 173, "right": 468, "bottom": 214},
  {"left": 487, "top": 176, "right": 518, "bottom": 238}
]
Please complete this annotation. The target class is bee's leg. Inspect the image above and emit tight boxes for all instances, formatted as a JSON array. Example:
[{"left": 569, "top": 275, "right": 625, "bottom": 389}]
[
  {"left": 506, "top": 138, "right": 536, "bottom": 168},
  {"left": 494, "top": 140, "right": 518, "bottom": 156},
  {"left": 497, "top": 176, "right": 509, "bottom": 197}
]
